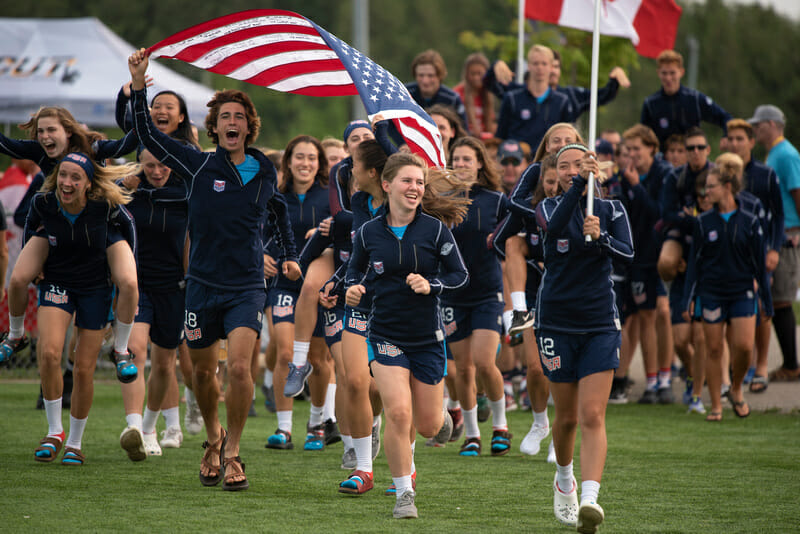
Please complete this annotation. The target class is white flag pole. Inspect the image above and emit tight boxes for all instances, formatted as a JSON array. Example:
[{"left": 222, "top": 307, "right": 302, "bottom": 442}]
[
  {"left": 517, "top": 0, "right": 525, "bottom": 84},
  {"left": 585, "top": 0, "right": 601, "bottom": 242}
]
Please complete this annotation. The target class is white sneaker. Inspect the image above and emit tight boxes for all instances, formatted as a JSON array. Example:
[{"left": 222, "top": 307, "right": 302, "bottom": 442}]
[
  {"left": 520, "top": 422, "right": 549, "bottom": 456},
  {"left": 160, "top": 426, "right": 183, "bottom": 448},
  {"left": 546, "top": 440, "right": 557, "bottom": 463},
  {"left": 577, "top": 501, "right": 605, "bottom": 533},
  {"left": 120, "top": 426, "right": 146, "bottom": 461},
  {"left": 553, "top": 472, "right": 578, "bottom": 526},
  {"left": 184, "top": 397, "right": 204, "bottom": 435},
  {"left": 143, "top": 431, "right": 162, "bottom": 456}
]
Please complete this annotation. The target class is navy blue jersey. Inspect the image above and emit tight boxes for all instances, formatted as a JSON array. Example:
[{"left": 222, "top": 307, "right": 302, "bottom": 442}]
[
  {"left": 535, "top": 176, "right": 634, "bottom": 333},
  {"left": 661, "top": 162, "right": 710, "bottom": 234},
  {"left": 640, "top": 85, "right": 732, "bottom": 152},
  {"left": 14, "top": 172, "right": 45, "bottom": 229},
  {"left": 442, "top": 185, "right": 508, "bottom": 307},
  {"left": 267, "top": 181, "right": 330, "bottom": 292},
  {"left": 508, "top": 162, "right": 541, "bottom": 220},
  {"left": 25, "top": 192, "right": 136, "bottom": 291},
  {"left": 618, "top": 158, "right": 673, "bottom": 266},
  {"left": 0, "top": 131, "right": 138, "bottom": 177},
  {"left": 683, "top": 201, "right": 772, "bottom": 316},
  {"left": 346, "top": 207, "right": 468, "bottom": 347},
  {"left": 131, "top": 88, "right": 296, "bottom": 291},
  {"left": 743, "top": 159, "right": 784, "bottom": 252},
  {"left": 496, "top": 87, "right": 573, "bottom": 152},
  {"left": 405, "top": 82, "right": 468, "bottom": 129},
  {"left": 125, "top": 175, "right": 189, "bottom": 291}
]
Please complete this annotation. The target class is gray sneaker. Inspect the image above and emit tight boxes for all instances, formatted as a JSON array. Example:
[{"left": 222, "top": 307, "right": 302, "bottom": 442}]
[
  {"left": 341, "top": 447, "right": 356, "bottom": 470},
  {"left": 371, "top": 417, "right": 382, "bottom": 460},
  {"left": 284, "top": 363, "right": 313, "bottom": 398},
  {"left": 432, "top": 409, "right": 453, "bottom": 445},
  {"left": 393, "top": 490, "right": 418, "bottom": 519}
]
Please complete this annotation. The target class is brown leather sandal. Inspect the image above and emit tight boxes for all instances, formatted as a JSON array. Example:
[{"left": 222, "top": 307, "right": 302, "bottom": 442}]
[
  {"left": 61, "top": 447, "right": 85, "bottom": 465},
  {"left": 199, "top": 428, "right": 226, "bottom": 486},
  {"left": 34, "top": 435, "right": 64, "bottom": 463},
  {"left": 222, "top": 456, "right": 249, "bottom": 491}
]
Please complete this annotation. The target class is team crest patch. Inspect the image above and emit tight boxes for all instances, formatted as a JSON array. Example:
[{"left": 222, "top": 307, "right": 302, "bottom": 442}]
[
  {"left": 213, "top": 180, "right": 225, "bottom": 192},
  {"left": 441, "top": 242, "right": 454, "bottom": 256},
  {"left": 659, "top": 117, "right": 669, "bottom": 129},
  {"left": 703, "top": 307, "right": 722, "bottom": 322},
  {"left": 48, "top": 235, "right": 57, "bottom": 246},
  {"left": 339, "top": 250, "right": 350, "bottom": 262},
  {"left": 373, "top": 261, "right": 384, "bottom": 274},
  {"left": 557, "top": 239, "right": 569, "bottom": 253},
  {"left": 530, "top": 234, "right": 539, "bottom": 246},
  {"left": 521, "top": 108, "right": 531, "bottom": 120},
  {"left": 708, "top": 230, "right": 718, "bottom": 242}
]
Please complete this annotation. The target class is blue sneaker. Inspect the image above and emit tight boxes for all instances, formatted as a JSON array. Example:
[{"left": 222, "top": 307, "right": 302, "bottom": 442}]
[
  {"left": 304, "top": 423, "right": 324, "bottom": 451},
  {"left": 261, "top": 382, "right": 276, "bottom": 413},
  {"left": 266, "top": 429, "right": 293, "bottom": 450},
  {"left": 687, "top": 396, "right": 706, "bottom": 414},
  {"left": 682, "top": 378, "right": 694, "bottom": 405},
  {"left": 284, "top": 363, "right": 313, "bottom": 398},
  {"left": 111, "top": 350, "right": 137, "bottom": 384},
  {"left": 0, "top": 334, "right": 28, "bottom": 364},
  {"left": 743, "top": 366, "right": 756, "bottom": 385}
]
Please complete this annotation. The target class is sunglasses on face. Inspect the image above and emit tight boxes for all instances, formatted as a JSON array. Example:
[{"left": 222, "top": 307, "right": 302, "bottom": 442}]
[{"left": 685, "top": 144, "right": 707, "bottom": 151}]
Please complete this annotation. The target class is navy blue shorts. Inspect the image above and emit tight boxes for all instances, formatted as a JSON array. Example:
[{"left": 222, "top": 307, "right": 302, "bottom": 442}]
[
  {"left": 344, "top": 307, "right": 369, "bottom": 337},
  {"left": 694, "top": 293, "right": 758, "bottom": 324},
  {"left": 536, "top": 329, "right": 620, "bottom": 383},
  {"left": 184, "top": 280, "right": 264, "bottom": 349},
  {"left": 367, "top": 336, "right": 447, "bottom": 386},
  {"left": 269, "top": 288, "right": 298, "bottom": 325},
  {"left": 38, "top": 282, "right": 113, "bottom": 330},
  {"left": 135, "top": 288, "right": 185, "bottom": 349},
  {"left": 668, "top": 275, "right": 688, "bottom": 325},
  {"left": 611, "top": 274, "right": 629, "bottom": 325},
  {"left": 322, "top": 305, "right": 345, "bottom": 347},
  {"left": 628, "top": 265, "right": 661, "bottom": 312},
  {"left": 441, "top": 300, "right": 504, "bottom": 343}
]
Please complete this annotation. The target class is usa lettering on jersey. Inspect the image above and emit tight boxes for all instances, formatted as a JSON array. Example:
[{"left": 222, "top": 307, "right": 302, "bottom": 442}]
[
  {"left": 376, "top": 341, "right": 403, "bottom": 357},
  {"left": 43, "top": 284, "right": 68, "bottom": 305}
]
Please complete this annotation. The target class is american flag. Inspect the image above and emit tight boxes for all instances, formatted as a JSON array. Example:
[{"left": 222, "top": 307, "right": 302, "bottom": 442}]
[{"left": 147, "top": 9, "right": 446, "bottom": 167}]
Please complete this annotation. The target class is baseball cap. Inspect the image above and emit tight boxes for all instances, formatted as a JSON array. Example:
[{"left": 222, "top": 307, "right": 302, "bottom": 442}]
[
  {"left": 595, "top": 138, "right": 614, "bottom": 156},
  {"left": 497, "top": 140, "right": 523, "bottom": 164},
  {"left": 747, "top": 105, "right": 786, "bottom": 126}
]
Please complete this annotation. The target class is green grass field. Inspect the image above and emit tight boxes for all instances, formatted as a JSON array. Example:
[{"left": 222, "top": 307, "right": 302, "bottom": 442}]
[{"left": 1, "top": 381, "right": 798, "bottom": 533}]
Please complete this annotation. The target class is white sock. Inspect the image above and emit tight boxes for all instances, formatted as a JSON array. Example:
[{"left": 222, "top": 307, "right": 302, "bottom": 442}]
[
  {"left": 113, "top": 319, "right": 133, "bottom": 354},
  {"left": 354, "top": 436, "right": 372, "bottom": 472},
  {"left": 162, "top": 407, "right": 180, "bottom": 429},
  {"left": 276, "top": 410, "right": 293, "bottom": 433},
  {"left": 65, "top": 415, "right": 88, "bottom": 450},
  {"left": 252, "top": 388, "right": 256, "bottom": 400},
  {"left": 323, "top": 383, "right": 336, "bottom": 421},
  {"left": 556, "top": 461, "right": 575, "bottom": 494},
  {"left": 44, "top": 398, "right": 63, "bottom": 436},
  {"left": 502, "top": 310, "right": 513, "bottom": 333},
  {"left": 292, "top": 341, "right": 310, "bottom": 367},
  {"left": 393, "top": 475, "right": 413, "bottom": 497},
  {"left": 9, "top": 315, "right": 24, "bottom": 339},
  {"left": 263, "top": 369, "right": 274, "bottom": 388},
  {"left": 447, "top": 398, "right": 461, "bottom": 410},
  {"left": 410, "top": 440, "right": 416, "bottom": 474},
  {"left": 511, "top": 292, "right": 527, "bottom": 312},
  {"left": 309, "top": 404, "right": 324, "bottom": 427},
  {"left": 184, "top": 386, "right": 195, "bottom": 404},
  {"left": 463, "top": 406, "right": 480, "bottom": 438},
  {"left": 489, "top": 395, "right": 507, "bottom": 430},
  {"left": 142, "top": 408, "right": 160, "bottom": 434},
  {"left": 341, "top": 434, "right": 353, "bottom": 450},
  {"left": 125, "top": 413, "right": 143, "bottom": 430},
  {"left": 533, "top": 409, "right": 549, "bottom": 429},
  {"left": 581, "top": 480, "right": 601, "bottom": 505},
  {"left": 373, "top": 415, "right": 382, "bottom": 427}
]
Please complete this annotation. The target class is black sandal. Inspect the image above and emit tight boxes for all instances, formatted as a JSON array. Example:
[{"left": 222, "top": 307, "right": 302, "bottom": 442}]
[
  {"left": 749, "top": 375, "right": 768, "bottom": 394},
  {"left": 222, "top": 456, "right": 249, "bottom": 491}
]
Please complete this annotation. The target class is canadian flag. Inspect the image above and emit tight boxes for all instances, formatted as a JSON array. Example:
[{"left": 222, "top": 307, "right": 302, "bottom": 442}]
[{"left": 525, "top": 0, "right": 682, "bottom": 58}]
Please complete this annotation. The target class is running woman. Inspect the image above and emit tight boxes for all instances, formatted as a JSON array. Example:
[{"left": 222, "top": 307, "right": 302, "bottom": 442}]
[
  {"left": 443, "top": 136, "right": 511, "bottom": 457},
  {"left": 22, "top": 153, "right": 138, "bottom": 466},
  {"left": 345, "top": 152, "right": 472, "bottom": 519},
  {"left": 129, "top": 49, "right": 300, "bottom": 491},
  {"left": 536, "top": 144, "right": 633, "bottom": 533}
]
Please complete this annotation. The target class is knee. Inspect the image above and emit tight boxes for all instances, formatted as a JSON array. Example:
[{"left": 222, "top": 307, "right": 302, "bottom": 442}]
[
  {"left": 415, "top": 411, "right": 442, "bottom": 438},
  {"left": 657, "top": 255, "right": 678, "bottom": 282},
  {"left": 346, "top": 369, "right": 369, "bottom": 397},
  {"left": 385, "top": 405, "right": 413, "bottom": 431},
  {"left": 554, "top": 414, "right": 578, "bottom": 433},
  {"left": 193, "top": 365, "right": 217, "bottom": 384},
  {"left": 9, "top": 271, "right": 29, "bottom": 292},
  {"left": 579, "top": 407, "right": 605, "bottom": 432},
  {"left": 37, "top": 345, "right": 62, "bottom": 368},
  {"left": 226, "top": 359, "right": 251, "bottom": 384}
]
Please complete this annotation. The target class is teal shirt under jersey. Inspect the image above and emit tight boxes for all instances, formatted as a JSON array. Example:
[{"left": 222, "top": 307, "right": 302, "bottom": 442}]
[
  {"left": 767, "top": 139, "right": 800, "bottom": 229},
  {"left": 236, "top": 155, "right": 260, "bottom": 186},
  {"left": 389, "top": 224, "right": 407, "bottom": 240}
]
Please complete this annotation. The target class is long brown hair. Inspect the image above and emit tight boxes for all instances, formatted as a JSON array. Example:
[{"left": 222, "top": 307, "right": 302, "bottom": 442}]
[
  {"left": 531, "top": 154, "right": 560, "bottom": 207},
  {"left": 20, "top": 107, "right": 106, "bottom": 157},
  {"left": 42, "top": 156, "right": 135, "bottom": 208},
  {"left": 460, "top": 53, "right": 495, "bottom": 133},
  {"left": 532, "top": 122, "right": 584, "bottom": 162},
  {"left": 279, "top": 135, "right": 329, "bottom": 194},
  {"left": 381, "top": 152, "right": 474, "bottom": 227},
  {"left": 450, "top": 136, "right": 502, "bottom": 192}
]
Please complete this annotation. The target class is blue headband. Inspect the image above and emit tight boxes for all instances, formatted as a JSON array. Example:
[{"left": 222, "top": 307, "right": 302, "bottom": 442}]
[
  {"left": 343, "top": 120, "right": 371, "bottom": 143},
  {"left": 61, "top": 152, "right": 94, "bottom": 181}
]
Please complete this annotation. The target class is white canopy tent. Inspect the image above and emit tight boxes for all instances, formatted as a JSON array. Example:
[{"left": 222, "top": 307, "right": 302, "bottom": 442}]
[{"left": 0, "top": 17, "right": 214, "bottom": 129}]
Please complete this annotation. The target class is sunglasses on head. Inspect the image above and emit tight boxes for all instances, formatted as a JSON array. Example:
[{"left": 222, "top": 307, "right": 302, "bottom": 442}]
[{"left": 685, "top": 144, "right": 707, "bottom": 151}]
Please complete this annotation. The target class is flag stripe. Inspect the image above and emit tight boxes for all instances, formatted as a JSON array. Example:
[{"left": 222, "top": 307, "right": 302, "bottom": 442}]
[{"left": 148, "top": 9, "right": 446, "bottom": 167}]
